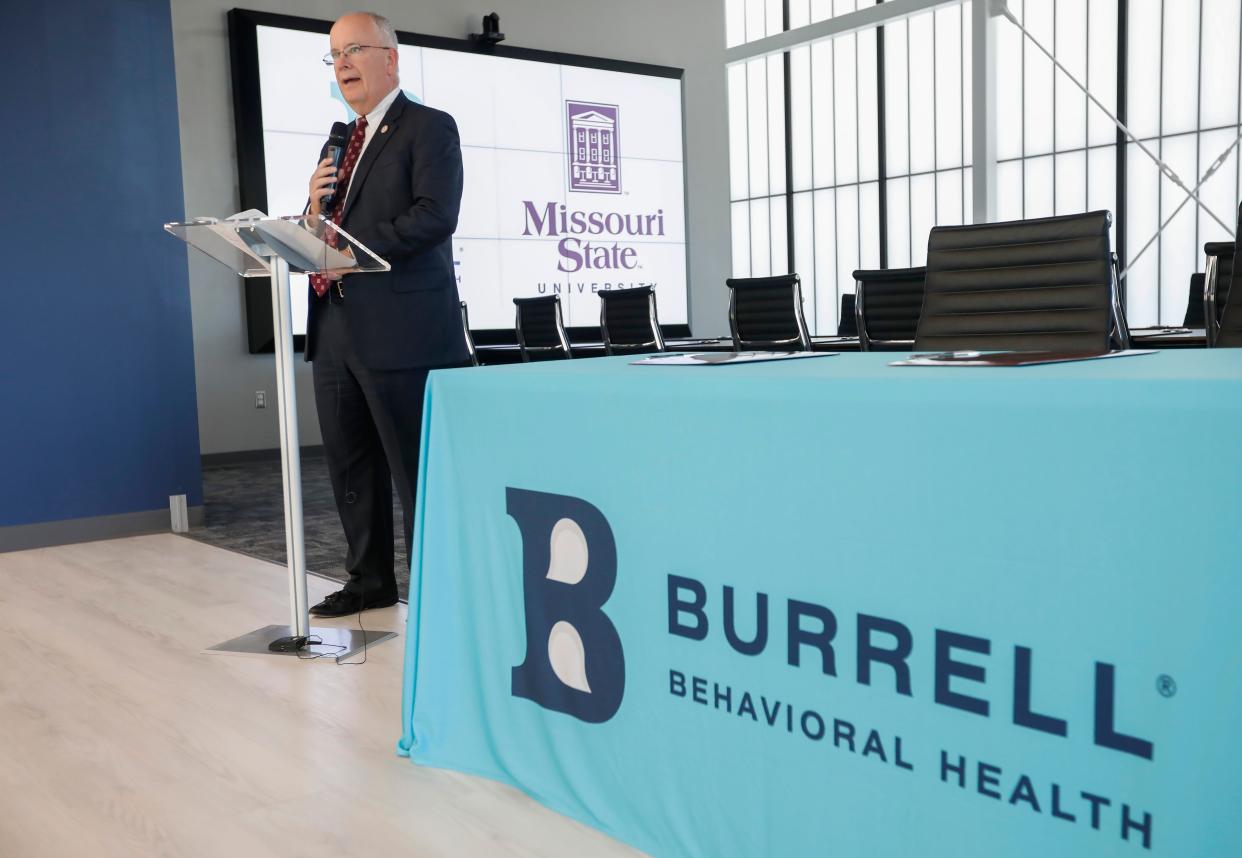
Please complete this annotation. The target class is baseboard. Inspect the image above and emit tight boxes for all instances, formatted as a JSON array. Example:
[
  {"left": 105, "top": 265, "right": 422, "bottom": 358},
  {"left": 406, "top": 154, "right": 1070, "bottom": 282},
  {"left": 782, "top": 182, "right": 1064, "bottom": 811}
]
[
  {"left": 0, "top": 506, "right": 205, "bottom": 553},
  {"left": 201, "top": 446, "right": 325, "bottom": 468}
]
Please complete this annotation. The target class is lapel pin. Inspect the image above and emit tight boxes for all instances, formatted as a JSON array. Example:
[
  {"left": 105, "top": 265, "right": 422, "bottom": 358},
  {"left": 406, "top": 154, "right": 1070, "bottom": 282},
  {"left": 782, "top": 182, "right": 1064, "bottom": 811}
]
[{"left": 380, "top": 124, "right": 389, "bottom": 134}]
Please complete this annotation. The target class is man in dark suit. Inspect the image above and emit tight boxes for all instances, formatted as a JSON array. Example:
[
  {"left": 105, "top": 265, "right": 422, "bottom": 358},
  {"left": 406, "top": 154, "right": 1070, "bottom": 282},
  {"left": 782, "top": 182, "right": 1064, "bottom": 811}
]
[{"left": 305, "top": 11, "right": 469, "bottom": 617}]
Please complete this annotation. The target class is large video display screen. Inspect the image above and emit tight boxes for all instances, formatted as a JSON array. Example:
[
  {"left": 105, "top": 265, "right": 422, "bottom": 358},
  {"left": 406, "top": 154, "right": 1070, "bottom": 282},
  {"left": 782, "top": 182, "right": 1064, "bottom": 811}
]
[{"left": 231, "top": 12, "right": 688, "bottom": 343}]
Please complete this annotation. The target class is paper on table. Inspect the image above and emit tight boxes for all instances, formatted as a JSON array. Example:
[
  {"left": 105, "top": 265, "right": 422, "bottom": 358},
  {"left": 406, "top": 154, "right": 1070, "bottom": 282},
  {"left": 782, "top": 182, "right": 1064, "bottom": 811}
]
[
  {"left": 889, "top": 349, "right": 1157, "bottom": 367},
  {"left": 631, "top": 351, "right": 836, "bottom": 366}
]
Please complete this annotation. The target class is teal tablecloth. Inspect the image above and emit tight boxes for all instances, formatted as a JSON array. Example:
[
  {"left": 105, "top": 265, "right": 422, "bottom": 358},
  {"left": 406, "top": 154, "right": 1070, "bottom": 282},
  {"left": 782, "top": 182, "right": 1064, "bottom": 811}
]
[{"left": 399, "top": 351, "right": 1242, "bottom": 858}]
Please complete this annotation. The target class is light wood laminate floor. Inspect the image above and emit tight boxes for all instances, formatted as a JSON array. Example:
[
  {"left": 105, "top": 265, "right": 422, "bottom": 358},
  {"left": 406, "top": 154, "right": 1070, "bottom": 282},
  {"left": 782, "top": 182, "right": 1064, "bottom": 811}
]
[{"left": 0, "top": 534, "right": 647, "bottom": 858}]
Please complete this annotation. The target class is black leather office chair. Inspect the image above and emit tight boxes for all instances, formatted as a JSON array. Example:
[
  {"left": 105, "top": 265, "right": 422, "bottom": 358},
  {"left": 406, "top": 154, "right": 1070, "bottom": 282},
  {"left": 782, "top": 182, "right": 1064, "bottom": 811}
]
[
  {"left": 599, "top": 286, "right": 666, "bottom": 355},
  {"left": 514, "top": 295, "right": 572, "bottom": 361},
  {"left": 1217, "top": 291, "right": 1242, "bottom": 347},
  {"left": 837, "top": 293, "right": 858, "bottom": 337},
  {"left": 726, "top": 274, "right": 812, "bottom": 351},
  {"left": 454, "top": 301, "right": 476, "bottom": 365},
  {"left": 853, "top": 266, "right": 926, "bottom": 351},
  {"left": 1212, "top": 205, "right": 1242, "bottom": 347},
  {"left": 1203, "top": 241, "right": 1234, "bottom": 345},
  {"left": 1184, "top": 273, "right": 1206, "bottom": 328},
  {"left": 914, "top": 211, "right": 1116, "bottom": 353}
]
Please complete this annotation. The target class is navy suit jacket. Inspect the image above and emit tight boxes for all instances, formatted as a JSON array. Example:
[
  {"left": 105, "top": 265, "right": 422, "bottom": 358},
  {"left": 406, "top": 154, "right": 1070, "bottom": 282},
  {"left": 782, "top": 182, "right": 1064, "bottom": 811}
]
[{"left": 305, "top": 93, "right": 470, "bottom": 370}]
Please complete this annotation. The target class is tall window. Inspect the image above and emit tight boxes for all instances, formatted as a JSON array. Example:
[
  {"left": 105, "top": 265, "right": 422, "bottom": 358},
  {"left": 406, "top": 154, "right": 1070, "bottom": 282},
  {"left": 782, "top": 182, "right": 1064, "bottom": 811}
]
[
  {"left": 788, "top": 28, "right": 882, "bottom": 332},
  {"left": 728, "top": 55, "right": 790, "bottom": 280},
  {"left": 884, "top": 3, "right": 973, "bottom": 268},
  {"left": 726, "top": 0, "right": 788, "bottom": 297},
  {"left": 726, "top": 0, "right": 783, "bottom": 48},
  {"left": 727, "top": 0, "right": 896, "bottom": 48},
  {"left": 995, "top": 0, "right": 1119, "bottom": 286},
  {"left": 1124, "top": 0, "right": 1242, "bottom": 325},
  {"left": 727, "top": 0, "right": 1242, "bottom": 331}
]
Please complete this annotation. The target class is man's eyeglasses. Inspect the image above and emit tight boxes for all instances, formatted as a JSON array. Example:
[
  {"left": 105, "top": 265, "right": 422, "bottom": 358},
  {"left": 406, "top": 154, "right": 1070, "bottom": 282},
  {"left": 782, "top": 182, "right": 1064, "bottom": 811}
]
[{"left": 322, "top": 44, "right": 392, "bottom": 65}]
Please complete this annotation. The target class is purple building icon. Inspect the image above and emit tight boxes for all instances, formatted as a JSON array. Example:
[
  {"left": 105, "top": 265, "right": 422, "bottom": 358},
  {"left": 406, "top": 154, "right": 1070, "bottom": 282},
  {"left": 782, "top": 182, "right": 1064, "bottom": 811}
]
[{"left": 567, "top": 101, "right": 621, "bottom": 193}]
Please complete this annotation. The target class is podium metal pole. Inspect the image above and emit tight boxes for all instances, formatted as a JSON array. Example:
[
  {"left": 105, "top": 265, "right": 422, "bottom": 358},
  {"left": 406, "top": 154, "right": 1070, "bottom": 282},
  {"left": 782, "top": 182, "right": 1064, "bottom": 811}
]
[
  {"left": 182, "top": 217, "right": 397, "bottom": 660},
  {"left": 207, "top": 254, "right": 396, "bottom": 659},
  {"left": 268, "top": 255, "right": 310, "bottom": 638}
]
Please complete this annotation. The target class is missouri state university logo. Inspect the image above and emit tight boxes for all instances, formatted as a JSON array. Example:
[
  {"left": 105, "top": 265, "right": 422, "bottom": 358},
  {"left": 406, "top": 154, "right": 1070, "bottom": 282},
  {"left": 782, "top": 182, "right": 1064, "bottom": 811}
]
[
  {"left": 508, "top": 488, "right": 625, "bottom": 723},
  {"left": 567, "top": 100, "right": 621, "bottom": 194}
]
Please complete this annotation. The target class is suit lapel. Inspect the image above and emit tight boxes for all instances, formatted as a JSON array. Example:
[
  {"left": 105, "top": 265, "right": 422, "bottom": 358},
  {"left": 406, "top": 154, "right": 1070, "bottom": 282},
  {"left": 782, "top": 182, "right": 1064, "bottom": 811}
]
[{"left": 341, "top": 93, "right": 407, "bottom": 224}]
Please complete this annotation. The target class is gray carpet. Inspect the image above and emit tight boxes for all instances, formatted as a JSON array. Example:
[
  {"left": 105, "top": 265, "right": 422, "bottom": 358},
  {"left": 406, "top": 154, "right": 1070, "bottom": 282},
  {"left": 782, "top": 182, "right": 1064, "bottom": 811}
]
[{"left": 184, "top": 452, "right": 409, "bottom": 600}]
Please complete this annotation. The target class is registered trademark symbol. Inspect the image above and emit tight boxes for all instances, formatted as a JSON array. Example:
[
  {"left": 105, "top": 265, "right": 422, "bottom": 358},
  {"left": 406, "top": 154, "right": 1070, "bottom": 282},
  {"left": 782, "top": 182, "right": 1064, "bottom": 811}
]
[{"left": 1156, "top": 675, "right": 1177, "bottom": 698}]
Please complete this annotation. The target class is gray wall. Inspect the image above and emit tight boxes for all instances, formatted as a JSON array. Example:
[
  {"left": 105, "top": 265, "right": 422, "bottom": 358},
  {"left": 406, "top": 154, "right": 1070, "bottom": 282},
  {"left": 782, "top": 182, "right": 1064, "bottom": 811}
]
[{"left": 170, "top": 0, "right": 732, "bottom": 455}]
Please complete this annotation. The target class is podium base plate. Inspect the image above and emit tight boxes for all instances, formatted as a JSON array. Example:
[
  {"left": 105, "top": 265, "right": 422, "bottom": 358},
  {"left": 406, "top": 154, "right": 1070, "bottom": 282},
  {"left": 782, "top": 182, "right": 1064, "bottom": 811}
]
[{"left": 207, "top": 624, "right": 397, "bottom": 660}]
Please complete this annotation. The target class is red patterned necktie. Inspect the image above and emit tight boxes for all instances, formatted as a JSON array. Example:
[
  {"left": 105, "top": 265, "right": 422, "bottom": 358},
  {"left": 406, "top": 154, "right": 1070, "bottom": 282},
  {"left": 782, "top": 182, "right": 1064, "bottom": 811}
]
[{"left": 310, "top": 115, "right": 369, "bottom": 297}]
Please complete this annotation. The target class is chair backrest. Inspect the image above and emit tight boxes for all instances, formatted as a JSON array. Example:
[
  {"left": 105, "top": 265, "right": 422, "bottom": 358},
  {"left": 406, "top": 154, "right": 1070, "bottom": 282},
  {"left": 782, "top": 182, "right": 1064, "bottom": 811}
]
[
  {"left": 837, "top": 293, "right": 859, "bottom": 337},
  {"left": 1184, "top": 273, "right": 1206, "bottom": 328},
  {"left": 852, "top": 266, "right": 926, "bottom": 351},
  {"left": 459, "top": 302, "right": 480, "bottom": 366},
  {"left": 1108, "top": 252, "right": 1130, "bottom": 350},
  {"left": 726, "top": 274, "right": 812, "bottom": 351},
  {"left": 1214, "top": 205, "right": 1242, "bottom": 347},
  {"left": 599, "top": 286, "right": 666, "bottom": 355},
  {"left": 514, "top": 295, "right": 572, "bottom": 361},
  {"left": 914, "top": 211, "right": 1115, "bottom": 353},
  {"left": 1203, "top": 240, "right": 1235, "bottom": 344}
]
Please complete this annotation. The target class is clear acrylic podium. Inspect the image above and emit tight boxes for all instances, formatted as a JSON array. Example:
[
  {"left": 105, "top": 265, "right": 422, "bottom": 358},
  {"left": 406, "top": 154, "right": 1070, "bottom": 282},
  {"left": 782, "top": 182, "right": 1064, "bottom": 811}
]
[{"left": 166, "top": 214, "right": 397, "bottom": 659}]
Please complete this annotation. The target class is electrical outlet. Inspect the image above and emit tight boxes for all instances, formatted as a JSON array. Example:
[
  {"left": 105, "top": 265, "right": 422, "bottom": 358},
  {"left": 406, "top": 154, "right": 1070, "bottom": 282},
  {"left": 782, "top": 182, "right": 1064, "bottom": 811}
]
[{"left": 255, "top": 390, "right": 266, "bottom": 409}]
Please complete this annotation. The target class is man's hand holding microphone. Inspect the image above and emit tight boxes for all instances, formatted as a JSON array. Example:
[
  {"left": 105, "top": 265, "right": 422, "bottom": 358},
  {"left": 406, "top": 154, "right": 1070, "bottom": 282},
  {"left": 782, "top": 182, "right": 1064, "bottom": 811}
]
[{"left": 308, "top": 121, "right": 350, "bottom": 217}]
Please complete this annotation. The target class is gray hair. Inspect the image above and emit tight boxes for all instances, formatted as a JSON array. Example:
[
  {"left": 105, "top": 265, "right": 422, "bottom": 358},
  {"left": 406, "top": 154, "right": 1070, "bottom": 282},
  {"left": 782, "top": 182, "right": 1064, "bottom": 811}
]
[{"left": 362, "top": 12, "right": 398, "bottom": 48}]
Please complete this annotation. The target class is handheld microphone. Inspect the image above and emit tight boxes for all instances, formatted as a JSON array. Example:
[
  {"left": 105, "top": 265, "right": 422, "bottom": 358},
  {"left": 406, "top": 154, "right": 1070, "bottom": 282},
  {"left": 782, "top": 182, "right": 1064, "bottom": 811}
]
[{"left": 319, "top": 121, "right": 350, "bottom": 211}]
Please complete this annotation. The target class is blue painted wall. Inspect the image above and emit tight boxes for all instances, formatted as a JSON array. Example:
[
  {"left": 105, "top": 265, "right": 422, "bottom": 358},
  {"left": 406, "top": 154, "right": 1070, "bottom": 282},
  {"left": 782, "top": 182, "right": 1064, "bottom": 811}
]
[{"left": 0, "top": 0, "right": 202, "bottom": 527}]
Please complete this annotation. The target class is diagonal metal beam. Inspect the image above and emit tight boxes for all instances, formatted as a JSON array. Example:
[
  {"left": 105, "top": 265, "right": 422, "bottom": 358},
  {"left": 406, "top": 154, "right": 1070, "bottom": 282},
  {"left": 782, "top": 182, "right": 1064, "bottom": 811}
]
[
  {"left": 1121, "top": 131, "right": 1242, "bottom": 278},
  {"left": 998, "top": 1, "right": 1234, "bottom": 237}
]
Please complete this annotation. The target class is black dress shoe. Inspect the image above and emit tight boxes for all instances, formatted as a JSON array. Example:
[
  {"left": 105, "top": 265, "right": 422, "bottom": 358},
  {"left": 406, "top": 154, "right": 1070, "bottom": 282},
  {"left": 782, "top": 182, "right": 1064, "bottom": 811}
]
[{"left": 309, "top": 589, "right": 398, "bottom": 617}]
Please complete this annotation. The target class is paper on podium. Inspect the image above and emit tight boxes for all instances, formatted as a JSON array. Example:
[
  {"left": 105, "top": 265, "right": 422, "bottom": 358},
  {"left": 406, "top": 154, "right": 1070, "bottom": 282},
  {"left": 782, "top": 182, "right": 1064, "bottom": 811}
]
[{"left": 253, "top": 218, "right": 357, "bottom": 274}]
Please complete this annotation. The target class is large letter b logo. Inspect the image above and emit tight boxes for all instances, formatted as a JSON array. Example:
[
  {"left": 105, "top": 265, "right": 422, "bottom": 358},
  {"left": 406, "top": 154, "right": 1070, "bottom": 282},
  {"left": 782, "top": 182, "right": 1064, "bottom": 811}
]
[{"left": 508, "top": 488, "right": 625, "bottom": 723}]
